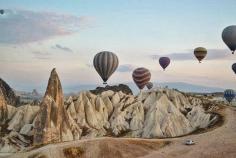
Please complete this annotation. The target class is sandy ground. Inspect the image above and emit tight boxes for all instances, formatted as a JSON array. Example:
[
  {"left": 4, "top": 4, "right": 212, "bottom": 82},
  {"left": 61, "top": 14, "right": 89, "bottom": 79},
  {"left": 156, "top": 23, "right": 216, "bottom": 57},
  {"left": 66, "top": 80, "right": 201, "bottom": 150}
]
[
  {"left": 1, "top": 106, "right": 236, "bottom": 158},
  {"left": 143, "top": 106, "right": 236, "bottom": 158}
]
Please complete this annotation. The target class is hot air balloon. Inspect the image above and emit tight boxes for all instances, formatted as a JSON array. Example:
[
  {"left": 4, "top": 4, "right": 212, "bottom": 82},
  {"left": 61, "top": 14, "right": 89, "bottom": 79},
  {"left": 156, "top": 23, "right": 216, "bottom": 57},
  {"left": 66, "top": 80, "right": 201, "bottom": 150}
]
[
  {"left": 0, "top": 10, "right": 4, "bottom": 15},
  {"left": 224, "top": 89, "right": 235, "bottom": 103},
  {"left": 159, "top": 57, "right": 170, "bottom": 70},
  {"left": 146, "top": 82, "right": 153, "bottom": 90},
  {"left": 222, "top": 25, "right": 236, "bottom": 54},
  {"left": 132, "top": 67, "right": 151, "bottom": 90},
  {"left": 232, "top": 63, "right": 236, "bottom": 74},
  {"left": 194, "top": 47, "right": 207, "bottom": 63},
  {"left": 93, "top": 51, "right": 119, "bottom": 84}
]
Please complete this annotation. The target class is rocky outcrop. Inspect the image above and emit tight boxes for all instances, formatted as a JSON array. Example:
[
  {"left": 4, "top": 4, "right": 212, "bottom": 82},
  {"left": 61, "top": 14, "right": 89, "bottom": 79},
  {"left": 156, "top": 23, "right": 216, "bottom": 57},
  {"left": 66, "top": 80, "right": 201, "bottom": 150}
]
[
  {"left": 0, "top": 88, "right": 8, "bottom": 125},
  {"left": 64, "top": 88, "right": 217, "bottom": 139},
  {"left": 0, "top": 78, "right": 20, "bottom": 106},
  {"left": 0, "top": 71, "right": 220, "bottom": 153},
  {"left": 33, "top": 68, "right": 81, "bottom": 145},
  {"left": 7, "top": 105, "right": 39, "bottom": 132},
  {"left": 90, "top": 84, "right": 133, "bottom": 95}
]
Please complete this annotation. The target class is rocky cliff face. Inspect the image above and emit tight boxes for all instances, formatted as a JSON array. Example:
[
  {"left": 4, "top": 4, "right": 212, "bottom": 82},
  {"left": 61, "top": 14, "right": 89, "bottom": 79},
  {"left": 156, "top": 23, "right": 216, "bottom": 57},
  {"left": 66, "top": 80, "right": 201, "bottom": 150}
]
[
  {"left": 0, "top": 70, "right": 220, "bottom": 153},
  {"left": 0, "top": 78, "right": 20, "bottom": 106},
  {"left": 0, "top": 88, "right": 8, "bottom": 125},
  {"left": 33, "top": 68, "right": 81, "bottom": 145}
]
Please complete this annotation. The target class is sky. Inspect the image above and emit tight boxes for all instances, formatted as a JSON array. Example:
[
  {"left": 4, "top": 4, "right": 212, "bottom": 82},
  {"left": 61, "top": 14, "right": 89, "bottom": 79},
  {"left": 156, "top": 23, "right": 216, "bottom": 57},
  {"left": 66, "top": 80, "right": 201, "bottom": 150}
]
[{"left": 0, "top": 0, "right": 236, "bottom": 92}]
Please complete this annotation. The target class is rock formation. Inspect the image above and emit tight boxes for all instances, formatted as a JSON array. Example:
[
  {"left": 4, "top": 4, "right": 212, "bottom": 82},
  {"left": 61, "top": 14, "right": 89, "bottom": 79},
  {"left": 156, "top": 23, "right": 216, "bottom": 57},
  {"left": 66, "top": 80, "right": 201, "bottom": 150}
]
[
  {"left": 0, "top": 78, "right": 20, "bottom": 106},
  {"left": 0, "top": 70, "right": 220, "bottom": 153},
  {"left": 33, "top": 68, "right": 81, "bottom": 145},
  {"left": 0, "top": 88, "right": 8, "bottom": 125}
]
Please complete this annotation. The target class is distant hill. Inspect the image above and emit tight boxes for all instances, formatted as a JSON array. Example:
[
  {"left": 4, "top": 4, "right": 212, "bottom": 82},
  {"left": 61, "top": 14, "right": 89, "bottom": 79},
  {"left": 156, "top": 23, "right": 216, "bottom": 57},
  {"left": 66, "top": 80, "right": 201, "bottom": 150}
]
[
  {"left": 158, "top": 82, "right": 224, "bottom": 93},
  {"left": 62, "top": 82, "right": 224, "bottom": 95}
]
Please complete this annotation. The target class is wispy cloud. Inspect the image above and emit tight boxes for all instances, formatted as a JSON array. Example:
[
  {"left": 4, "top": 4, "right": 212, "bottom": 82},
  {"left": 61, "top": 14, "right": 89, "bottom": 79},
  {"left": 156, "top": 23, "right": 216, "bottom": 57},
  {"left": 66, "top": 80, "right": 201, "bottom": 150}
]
[
  {"left": 32, "top": 51, "right": 51, "bottom": 60},
  {"left": 117, "top": 64, "right": 135, "bottom": 72},
  {"left": 52, "top": 44, "right": 73, "bottom": 52},
  {"left": 150, "top": 49, "right": 233, "bottom": 61},
  {"left": 0, "top": 9, "right": 94, "bottom": 44}
]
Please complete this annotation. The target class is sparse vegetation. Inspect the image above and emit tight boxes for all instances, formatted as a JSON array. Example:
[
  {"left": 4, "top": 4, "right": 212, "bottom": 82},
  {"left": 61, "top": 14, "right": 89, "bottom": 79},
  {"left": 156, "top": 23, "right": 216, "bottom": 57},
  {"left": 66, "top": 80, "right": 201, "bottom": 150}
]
[{"left": 63, "top": 146, "right": 84, "bottom": 158}]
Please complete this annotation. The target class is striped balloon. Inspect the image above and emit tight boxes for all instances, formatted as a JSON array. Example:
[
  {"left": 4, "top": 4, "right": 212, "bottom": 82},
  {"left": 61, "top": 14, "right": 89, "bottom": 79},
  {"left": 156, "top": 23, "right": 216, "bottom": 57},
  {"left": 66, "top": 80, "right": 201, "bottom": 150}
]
[
  {"left": 93, "top": 51, "right": 119, "bottom": 84},
  {"left": 146, "top": 82, "right": 153, "bottom": 90},
  {"left": 224, "top": 89, "right": 235, "bottom": 103},
  {"left": 194, "top": 47, "right": 207, "bottom": 63},
  {"left": 132, "top": 67, "right": 151, "bottom": 90}
]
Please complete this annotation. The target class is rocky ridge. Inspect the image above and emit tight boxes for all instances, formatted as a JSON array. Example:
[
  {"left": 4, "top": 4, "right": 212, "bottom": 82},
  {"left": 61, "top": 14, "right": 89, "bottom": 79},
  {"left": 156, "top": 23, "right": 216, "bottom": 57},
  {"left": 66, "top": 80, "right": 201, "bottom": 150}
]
[{"left": 0, "top": 69, "right": 220, "bottom": 153}]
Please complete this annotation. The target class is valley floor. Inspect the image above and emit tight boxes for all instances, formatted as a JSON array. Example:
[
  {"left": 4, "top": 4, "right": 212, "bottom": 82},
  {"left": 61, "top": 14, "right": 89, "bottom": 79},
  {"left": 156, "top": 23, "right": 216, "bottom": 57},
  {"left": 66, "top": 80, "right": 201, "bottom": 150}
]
[{"left": 1, "top": 105, "right": 236, "bottom": 158}]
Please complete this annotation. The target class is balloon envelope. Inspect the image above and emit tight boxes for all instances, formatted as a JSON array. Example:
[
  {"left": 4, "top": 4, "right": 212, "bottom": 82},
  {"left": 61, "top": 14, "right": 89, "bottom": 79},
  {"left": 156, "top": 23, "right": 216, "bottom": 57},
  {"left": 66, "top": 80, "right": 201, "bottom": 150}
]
[
  {"left": 232, "top": 63, "right": 236, "bottom": 74},
  {"left": 0, "top": 10, "right": 4, "bottom": 15},
  {"left": 194, "top": 47, "right": 207, "bottom": 63},
  {"left": 132, "top": 67, "right": 151, "bottom": 90},
  {"left": 224, "top": 89, "right": 235, "bottom": 103},
  {"left": 93, "top": 51, "right": 119, "bottom": 84},
  {"left": 222, "top": 25, "right": 236, "bottom": 54},
  {"left": 159, "top": 57, "right": 170, "bottom": 70},
  {"left": 146, "top": 82, "right": 153, "bottom": 89}
]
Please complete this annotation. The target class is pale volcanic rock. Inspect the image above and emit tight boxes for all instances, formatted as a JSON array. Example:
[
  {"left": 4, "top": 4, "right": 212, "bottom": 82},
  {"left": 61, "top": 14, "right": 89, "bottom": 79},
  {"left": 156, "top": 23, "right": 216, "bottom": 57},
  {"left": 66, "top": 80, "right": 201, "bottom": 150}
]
[
  {"left": 6, "top": 105, "right": 17, "bottom": 120},
  {"left": 20, "top": 124, "right": 34, "bottom": 136},
  {"left": 187, "top": 106, "right": 218, "bottom": 129},
  {"left": 7, "top": 104, "right": 39, "bottom": 132},
  {"left": 66, "top": 96, "right": 77, "bottom": 120},
  {"left": 111, "top": 92, "right": 120, "bottom": 105}
]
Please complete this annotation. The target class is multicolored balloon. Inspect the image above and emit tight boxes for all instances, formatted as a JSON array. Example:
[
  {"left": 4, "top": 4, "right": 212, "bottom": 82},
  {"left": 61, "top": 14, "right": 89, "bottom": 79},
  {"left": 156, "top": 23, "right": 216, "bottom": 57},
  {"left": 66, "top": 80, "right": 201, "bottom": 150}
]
[
  {"left": 232, "top": 63, "right": 236, "bottom": 74},
  {"left": 93, "top": 51, "right": 119, "bottom": 84},
  {"left": 132, "top": 67, "right": 151, "bottom": 90},
  {"left": 194, "top": 47, "right": 207, "bottom": 63},
  {"left": 146, "top": 82, "right": 153, "bottom": 90},
  {"left": 222, "top": 25, "right": 236, "bottom": 54},
  {"left": 159, "top": 57, "right": 170, "bottom": 70},
  {"left": 224, "top": 89, "right": 235, "bottom": 103}
]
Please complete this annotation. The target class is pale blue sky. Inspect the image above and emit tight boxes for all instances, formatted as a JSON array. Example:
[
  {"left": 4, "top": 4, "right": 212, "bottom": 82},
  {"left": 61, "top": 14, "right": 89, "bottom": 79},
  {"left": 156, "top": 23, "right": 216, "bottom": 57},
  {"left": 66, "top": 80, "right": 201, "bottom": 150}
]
[{"left": 0, "top": 0, "right": 236, "bottom": 92}]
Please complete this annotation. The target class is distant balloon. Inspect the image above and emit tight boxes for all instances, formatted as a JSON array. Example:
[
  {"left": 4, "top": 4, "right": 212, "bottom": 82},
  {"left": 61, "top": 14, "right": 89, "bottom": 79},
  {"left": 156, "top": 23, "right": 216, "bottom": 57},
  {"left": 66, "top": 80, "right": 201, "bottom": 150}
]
[
  {"left": 159, "top": 57, "right": 170, "bottom": 70},
  {"left": 146, "top": 82, "right": 153, "bottom": 90},
  {"left": 224, "top": 89, "right": 235, "bottom": 103},
  {"left": 93, "top": 51, "right": 119, "bottom": 84},
  {"left": 0, "top": 9, "right": 4, "bottom": 15},
  {"left": 222, "top": 25, "right": 236, "bottom": 54},
  {"left": 194, "top": 47, "right": 207, "bottom": 63},
  {"left": 132, "top": 67, "right": 151, "bottom": 90},
  {"left": 232, "top": 63, "right": 236, "bottom": 74}
]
